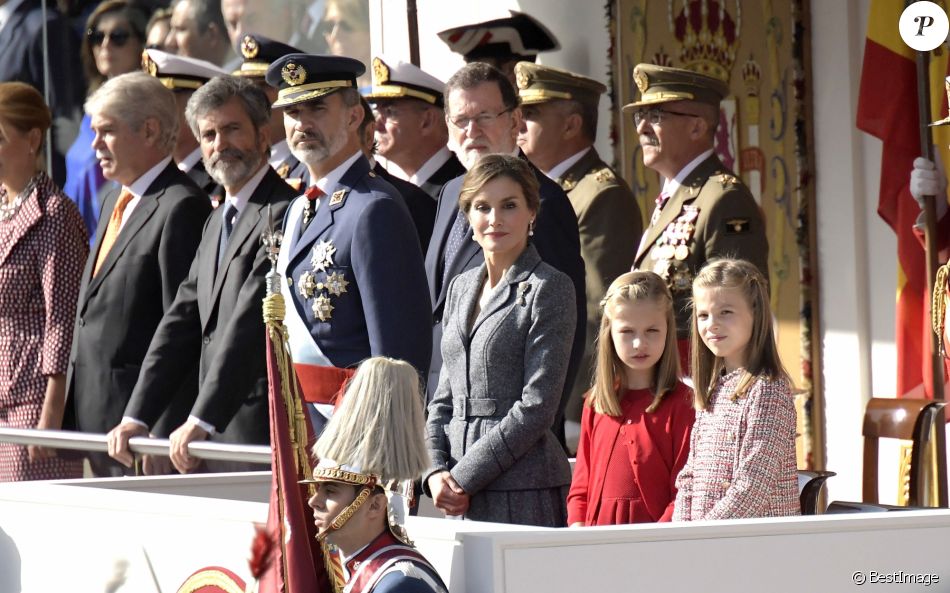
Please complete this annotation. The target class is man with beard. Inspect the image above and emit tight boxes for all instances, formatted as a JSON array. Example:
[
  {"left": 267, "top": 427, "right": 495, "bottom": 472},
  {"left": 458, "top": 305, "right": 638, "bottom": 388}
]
[
  {"left": 364, "top": 56, "right": 464, "bottom": 200},
  {"left": 106, "top": 76, "right": 296, "bottom": 473},
  {"left": 628, "top": 64, "right": 768, "bottom": 362},
  {"left": 62, "top": 72, "right": 210, "bottom": 477},
  {"left": 425, "top": 62, "right": 585, "bottom": 448},
  {"left": 266, "top": 54, "right": 430, "bottom": 433},
  {"left": 142, "top": 49, "right": 228, "bottom": 199}
]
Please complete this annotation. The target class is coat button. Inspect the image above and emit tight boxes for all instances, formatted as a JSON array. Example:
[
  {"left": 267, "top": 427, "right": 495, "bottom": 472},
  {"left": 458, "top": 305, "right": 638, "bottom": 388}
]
[
  {"left": 287, "top": 277, "right": 294, "bottom": 286},
  {"left": 625, "top": 419, "right": 632, "bottom": 425},
  {"left": 203, "top": 336, "right": 211, "bottom": 345},
  {"left": 721, "top": 480, "right": 731, "bottom": 489}
]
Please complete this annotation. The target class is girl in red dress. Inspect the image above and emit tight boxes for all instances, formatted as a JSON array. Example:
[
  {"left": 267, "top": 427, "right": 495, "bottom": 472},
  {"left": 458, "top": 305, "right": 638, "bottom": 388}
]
[{"left": 567, "top": 271, "right": 694, "bottom": 525}]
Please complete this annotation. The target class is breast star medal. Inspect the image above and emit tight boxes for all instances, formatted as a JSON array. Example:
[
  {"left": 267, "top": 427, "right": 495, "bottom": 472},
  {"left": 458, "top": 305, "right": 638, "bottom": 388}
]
[
  {"left": 324, "top": 271, "right": 349, "bottom": 296},
  {"left": 310, "top": 240, "right": 336, "bottom": 272},
  {"left": 312, "top": 294, "right": 334, "bottom": 321},
  {"left": 298, "top": 271, "right": 318, "bottom": 300}
]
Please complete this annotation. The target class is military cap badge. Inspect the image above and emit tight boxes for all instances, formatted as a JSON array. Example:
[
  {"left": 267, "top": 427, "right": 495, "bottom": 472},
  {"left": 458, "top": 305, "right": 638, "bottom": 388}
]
[
  {"left": 515, "top": 68, "right": 531, "bottom": 90},
  {"left": 372, "top": 57, "right": 389, "bottom": 85},
  {"left": 282, "top": 62, "right": 307, "bottom": 86},
  {"left": 634, "top": 68, "right": 649, "bottom": 93},
  {"left": 241, "top": 35, "right": 260, "bottom": 59},
  {"left": 142, "top": 50, "right": 158, "bottom": 76}
]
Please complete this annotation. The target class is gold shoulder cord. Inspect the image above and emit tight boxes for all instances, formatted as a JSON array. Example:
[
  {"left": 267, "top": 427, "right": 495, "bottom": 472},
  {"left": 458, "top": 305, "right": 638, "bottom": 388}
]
[{"left": 934, "top": 263, "right": 950, "bottom": 356}]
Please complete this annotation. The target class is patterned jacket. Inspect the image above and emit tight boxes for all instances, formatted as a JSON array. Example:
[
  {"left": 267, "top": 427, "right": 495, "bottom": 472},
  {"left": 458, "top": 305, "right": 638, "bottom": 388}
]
[{"left": 673, "top": 369, "right": 799, "bottom": 520}]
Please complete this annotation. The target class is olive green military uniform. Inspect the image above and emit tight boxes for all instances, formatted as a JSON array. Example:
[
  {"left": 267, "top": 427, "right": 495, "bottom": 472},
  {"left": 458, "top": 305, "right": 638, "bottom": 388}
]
[
  {"left": 516, "top": 62, "right": 643, "bottom": 419},
  {"left": 632, "top": 155, "right": 767, "bottom": 338}
]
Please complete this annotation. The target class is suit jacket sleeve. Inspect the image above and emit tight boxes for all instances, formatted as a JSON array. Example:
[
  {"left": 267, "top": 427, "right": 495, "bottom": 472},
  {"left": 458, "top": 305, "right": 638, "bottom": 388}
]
[
  {"left": 450, "top": 272, "right": 576, "bottom": 495},
  {"left": 706, "top": 378, "right": 796, "bottom": 520},
  {"left": 124, "top": 232, "right": 204, "bottom": 426},
  {"left": 351, "top": 195, "right": 432, "bottom": 376},
  {"left": 703, "top": 187, "right": 769, "bottom": 280},
  {"left": 566, "top": 402, "right": 595, "bottom": 525},
  {"left": 189, "top": 230, "right": 272, "bottom": 429}
]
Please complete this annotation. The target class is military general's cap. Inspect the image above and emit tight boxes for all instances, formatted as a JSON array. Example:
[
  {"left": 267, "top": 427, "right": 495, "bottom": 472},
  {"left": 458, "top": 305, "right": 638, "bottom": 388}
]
[
  {"left": 266, "top": 53, "right": 365, "bottom": 108},
  {"left": 141, "top": 49, "right": 227, "bottom": 91},
  {"left": 515, "top": 62, "right": 606, "bottom": 106},
  {"left": 438, "top": 11, "right": 559, "bottom": 63},
  {"left": 175, "top": 566, "right": 246, "bottom": 593},
  {"left": 232, "top": 34, "right": 301, "bottom": 79},
  {"left": 622, "top": 63, "right": 729, "bottom": 111},
  {"left": 365, "top": 57, "right": 445, "bottom": 107}
]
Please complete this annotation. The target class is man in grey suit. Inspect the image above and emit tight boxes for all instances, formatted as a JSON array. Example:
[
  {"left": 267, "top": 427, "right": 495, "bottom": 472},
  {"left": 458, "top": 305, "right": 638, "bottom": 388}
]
[
  {"left": 106, "top": 76, "right": 297, "bottom": 474},
  {"left": 63, "top": 72, "right": 211, "bottom": 477}
]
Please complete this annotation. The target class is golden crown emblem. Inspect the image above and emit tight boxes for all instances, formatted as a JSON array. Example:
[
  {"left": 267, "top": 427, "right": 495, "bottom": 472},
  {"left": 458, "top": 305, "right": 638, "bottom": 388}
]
[
  {"left": 372, "top": 57, "right": 389, "bottom": 85},
  {"left": 282, "top": 62, "right": 306, "bottom": 86},
  {"left": 241, "top": 35, "right": 260, "bottom": 59},
  {"left": 515, "top": 68, "right": 531, "bottom": 90},
  {"left": 141, "top": 50, "right": 158, "bottom": 76},
  {"left": 671, "top": 0, "right": 739, "bottom": 83},
  {"left": 634, "top": 68, "right": 649, "bottom": 93}
]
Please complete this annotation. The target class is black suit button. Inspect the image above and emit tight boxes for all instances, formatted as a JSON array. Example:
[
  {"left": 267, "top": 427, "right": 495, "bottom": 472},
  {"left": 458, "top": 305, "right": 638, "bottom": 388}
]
[{"left": 203, "top": 336, "right": 211, "bottom": 345}]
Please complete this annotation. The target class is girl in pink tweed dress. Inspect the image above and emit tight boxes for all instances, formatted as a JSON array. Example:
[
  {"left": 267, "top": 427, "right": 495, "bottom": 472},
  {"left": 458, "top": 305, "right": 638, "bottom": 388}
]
[{"left": 673, "top": 259, "right": 799, "bottom": 521}]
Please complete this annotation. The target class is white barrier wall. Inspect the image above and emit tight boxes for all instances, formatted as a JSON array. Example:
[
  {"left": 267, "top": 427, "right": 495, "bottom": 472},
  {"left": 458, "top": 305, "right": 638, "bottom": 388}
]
[{"left": 1, "top": 475, "right": 949, "bottom": 593}]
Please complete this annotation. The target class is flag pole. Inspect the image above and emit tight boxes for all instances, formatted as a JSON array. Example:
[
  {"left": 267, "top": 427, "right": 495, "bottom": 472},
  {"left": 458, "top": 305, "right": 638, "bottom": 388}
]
[
  {"left": 407, "top": 0, "right": 420, "bottom": 66},
  {"left": 914, "top": 44, "right": 948, "bottom": 507}
]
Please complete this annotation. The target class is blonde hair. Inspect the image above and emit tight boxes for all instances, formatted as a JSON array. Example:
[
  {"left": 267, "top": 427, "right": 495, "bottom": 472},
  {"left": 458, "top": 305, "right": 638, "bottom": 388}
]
[
  {"left": 314, "top": 357, "right": 431, "bottom": 481},
  {"left": 690, "top": 258, "right": 789, "bottom": 410},
  {"left": 588, "top": 271, "right": 681, "bottom": 417}
]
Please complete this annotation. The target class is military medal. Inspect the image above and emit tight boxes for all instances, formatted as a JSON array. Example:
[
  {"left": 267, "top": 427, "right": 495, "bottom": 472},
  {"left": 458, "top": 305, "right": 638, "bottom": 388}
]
[
  {"left": 324, "top": 271, "right": 349, "bottom": 296},
  {"left": 674, "top": 244, "right": 689, "bottom": 261},
  {"left": 312, "top": 294, "right": 334, "bottom": 321},
  {"left": 671, "top": 266, "right": 693, "bottom": 292},
  {"left": 310, "top": 240, "right": 336, "bottom": 272},
  {"left": 298, "top": 271, "right": 318, "bottom": 299}
]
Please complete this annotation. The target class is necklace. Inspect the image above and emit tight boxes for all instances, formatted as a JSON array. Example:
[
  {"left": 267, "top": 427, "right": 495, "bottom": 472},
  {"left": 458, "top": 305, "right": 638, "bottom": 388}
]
[{"left": 0, "top": 175, "right": 38, "bottom": 222}]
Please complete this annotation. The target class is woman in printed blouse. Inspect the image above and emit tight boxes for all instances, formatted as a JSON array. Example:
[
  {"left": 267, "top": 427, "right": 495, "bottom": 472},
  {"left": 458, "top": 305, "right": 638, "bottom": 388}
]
[{"left": 0, "top": 82, "right": 89, "bottom": 481}]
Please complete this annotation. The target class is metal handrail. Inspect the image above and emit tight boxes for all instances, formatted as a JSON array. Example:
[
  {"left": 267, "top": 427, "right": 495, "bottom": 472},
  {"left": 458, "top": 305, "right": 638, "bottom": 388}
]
[{"left": 0, "top": 427, "right": 271, "bottom": 465}]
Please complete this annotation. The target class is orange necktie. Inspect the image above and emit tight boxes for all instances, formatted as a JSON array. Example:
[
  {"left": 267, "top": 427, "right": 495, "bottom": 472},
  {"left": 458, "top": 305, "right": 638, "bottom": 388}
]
[{"left": 93, "top": 188, "right": 135, "bottom": 276}]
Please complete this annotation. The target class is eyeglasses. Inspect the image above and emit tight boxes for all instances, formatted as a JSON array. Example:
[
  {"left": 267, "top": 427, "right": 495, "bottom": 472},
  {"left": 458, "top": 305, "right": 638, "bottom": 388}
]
[
  {"left": 447, "top": 107, "right": 513, "bottom": 131},
  {"left": 633, "top": 107, "right": 701, "bottom": 126},
  {"left": 87, "top": 28, "right": 133, "bottom": 48}
]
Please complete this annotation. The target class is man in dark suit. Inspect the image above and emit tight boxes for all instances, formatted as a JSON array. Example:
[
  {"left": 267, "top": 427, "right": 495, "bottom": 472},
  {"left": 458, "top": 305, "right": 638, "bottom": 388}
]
[
  {"left": 364, "top": 56, "right": 464, "bottom": 200},
  {"left": 0, "top": 0, "right": 84, "bottom": 186},
  {"left": 63, "top": 71, "right": 211, "bottom": 476},
  {"left": 266, "top": 54, "right": 431, "bottom": 433},
  {"left": 106, "top": 76, "right": 296, "bottom": 474},
  {"left": 425, "top": 62, "right": 585, "bottom": 447},
  {"left": 357, "top": 97, "right": 435, "bottom": 251}
]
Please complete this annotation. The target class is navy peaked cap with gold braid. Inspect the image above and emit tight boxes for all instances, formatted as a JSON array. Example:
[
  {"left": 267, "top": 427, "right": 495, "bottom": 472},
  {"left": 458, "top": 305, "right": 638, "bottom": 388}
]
[{"left": 265, "top": 53, "right": 365, "bottom": 108}]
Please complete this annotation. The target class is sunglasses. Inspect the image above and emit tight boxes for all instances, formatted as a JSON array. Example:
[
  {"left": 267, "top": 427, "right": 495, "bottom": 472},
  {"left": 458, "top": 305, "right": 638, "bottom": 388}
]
[{"left": 87, "top": 28, "right": 133, "bottom": 48}]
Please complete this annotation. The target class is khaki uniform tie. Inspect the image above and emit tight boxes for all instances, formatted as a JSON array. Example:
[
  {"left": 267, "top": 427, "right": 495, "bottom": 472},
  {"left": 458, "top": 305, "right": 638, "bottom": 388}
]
[{"left": 94, "top": 188, "right": 134, "bottom": 276}]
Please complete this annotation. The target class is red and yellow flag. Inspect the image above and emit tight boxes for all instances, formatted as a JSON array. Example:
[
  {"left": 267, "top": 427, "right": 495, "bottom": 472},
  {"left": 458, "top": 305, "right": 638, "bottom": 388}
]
[{"left": 856, "top": 0, "right": 950, "bottom": 398}]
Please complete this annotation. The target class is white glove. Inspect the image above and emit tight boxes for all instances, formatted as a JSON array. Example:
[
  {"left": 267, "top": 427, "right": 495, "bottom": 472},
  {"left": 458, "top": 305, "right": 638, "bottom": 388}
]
[{"left": 910, "top": 157, "right": 947, "bottom": 206}]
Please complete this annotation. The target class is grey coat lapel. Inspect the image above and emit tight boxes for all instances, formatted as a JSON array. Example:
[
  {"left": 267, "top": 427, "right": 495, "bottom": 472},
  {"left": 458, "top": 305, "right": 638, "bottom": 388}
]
[{"left": 470, "top": 245, "right": 542, "bottom": 336}]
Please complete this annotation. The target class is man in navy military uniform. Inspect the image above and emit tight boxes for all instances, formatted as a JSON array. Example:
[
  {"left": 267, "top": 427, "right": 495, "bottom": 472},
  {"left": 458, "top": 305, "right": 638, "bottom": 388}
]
[
  {"left": 231, "top": 33, "right": 309, "bottom": 185},
  {"left": 265, "top": 54, "right": 431, "bottom": 431}
]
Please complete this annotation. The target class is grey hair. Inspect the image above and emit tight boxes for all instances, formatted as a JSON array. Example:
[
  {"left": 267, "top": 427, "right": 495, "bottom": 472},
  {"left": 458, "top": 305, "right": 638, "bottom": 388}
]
[
  {"left": 85, "top": 71, "right": 178, "bottom": 154},
  {"left": 184, "top": 75, "right": 271, "bottom": 139}
]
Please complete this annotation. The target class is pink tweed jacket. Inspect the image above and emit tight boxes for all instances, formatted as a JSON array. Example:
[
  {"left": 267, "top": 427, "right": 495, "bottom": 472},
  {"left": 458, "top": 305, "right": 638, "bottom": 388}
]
[{"left": 673, "top": 369, "right": 799, "bottom": 521}]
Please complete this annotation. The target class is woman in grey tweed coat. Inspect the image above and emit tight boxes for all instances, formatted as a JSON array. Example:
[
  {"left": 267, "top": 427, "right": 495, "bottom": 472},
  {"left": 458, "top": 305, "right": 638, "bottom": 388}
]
[{"left": 424, "top": 154, "right": 576, "bottom": 527}]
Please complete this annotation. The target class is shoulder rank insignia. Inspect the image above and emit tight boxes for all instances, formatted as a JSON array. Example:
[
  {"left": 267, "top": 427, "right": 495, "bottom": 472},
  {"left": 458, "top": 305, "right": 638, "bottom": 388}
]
[
  {"left": 329, "top": 189, "right": 347, "bottom": 206},
  {"left": 276, "top": 163, "right": 290, "bottom": 178},
  {"left": 725, "top": 218, "right": 750, "bottom": 234},
  {"left": 559, "top": 178, "right": 577, "bottom": 192},
  {"left": 718, "top": 173, "right": 738, "bottom": 189},
  {"left": 594, "top": 168, "right": 615, "bottom": 184}
]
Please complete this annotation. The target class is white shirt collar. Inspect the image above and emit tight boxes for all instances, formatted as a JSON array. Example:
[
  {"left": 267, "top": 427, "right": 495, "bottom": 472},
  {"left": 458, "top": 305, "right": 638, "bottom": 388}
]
[
  {"left": 314, "top": 151, "right": 363, "bottom": 195},
  {"left": 661, "top": 148, "right": 714, "bottom": 197},
  {"left": 405, "top": 146, "right": 454, "bottom": 185},
  {"left": 177, "top": 147, "right": 203, "bottom": 173},
  {"left": 269, "top": 140, "right": 291, "bottom": 169},
  {"left": 224, "top": 163, "right": 269, "bottom": 214},
  {"left": 545, "top": 146, "right": 592, "bottom": 181},
  {"left": 128, "top": 156, "right": 173, "bottom": 198}
]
